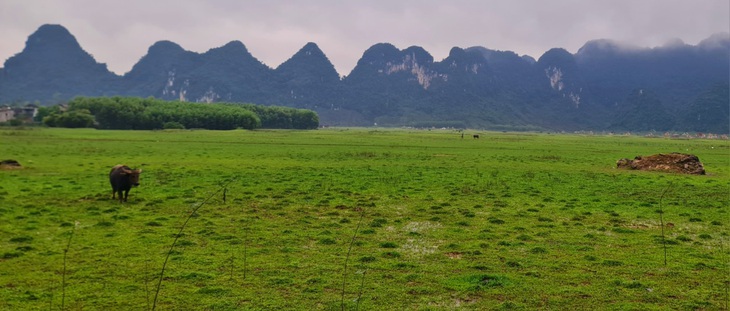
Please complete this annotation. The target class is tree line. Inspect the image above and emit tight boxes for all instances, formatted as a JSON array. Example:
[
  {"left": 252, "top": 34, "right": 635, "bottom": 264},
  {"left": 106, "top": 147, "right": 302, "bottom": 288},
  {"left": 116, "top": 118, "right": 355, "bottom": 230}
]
[{"left": 40, "top": 97, "right": 319, "bottom": 130}]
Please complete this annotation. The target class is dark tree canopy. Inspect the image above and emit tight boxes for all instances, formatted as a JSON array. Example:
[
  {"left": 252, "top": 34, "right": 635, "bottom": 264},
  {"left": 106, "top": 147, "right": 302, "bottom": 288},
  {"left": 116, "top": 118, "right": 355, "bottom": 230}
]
[{"left": 48, "top": 96, "right": 319, "bottom": 130}]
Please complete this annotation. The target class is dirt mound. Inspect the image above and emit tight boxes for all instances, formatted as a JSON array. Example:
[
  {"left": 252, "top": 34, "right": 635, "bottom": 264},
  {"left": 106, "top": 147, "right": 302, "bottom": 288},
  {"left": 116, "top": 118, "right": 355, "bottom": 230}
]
[
  {"left": 616, "top": 153, "right": 705, "bottom": 175},
  {"left": 0, "top": 159, "right": 22, "bottom": 169}
]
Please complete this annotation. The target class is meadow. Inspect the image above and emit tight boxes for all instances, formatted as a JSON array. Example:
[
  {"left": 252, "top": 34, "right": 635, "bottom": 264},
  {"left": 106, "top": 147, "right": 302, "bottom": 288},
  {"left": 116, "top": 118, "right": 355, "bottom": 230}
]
[{"left": 0, "top": 127, "right": 728, "bottom": 310}]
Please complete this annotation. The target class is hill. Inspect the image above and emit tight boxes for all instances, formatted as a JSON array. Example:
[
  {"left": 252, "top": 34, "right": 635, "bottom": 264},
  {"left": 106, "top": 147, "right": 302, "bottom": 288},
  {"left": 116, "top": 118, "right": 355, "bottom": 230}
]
[{"left": 1, "top": 24, "right": 728, "bottom": 132}]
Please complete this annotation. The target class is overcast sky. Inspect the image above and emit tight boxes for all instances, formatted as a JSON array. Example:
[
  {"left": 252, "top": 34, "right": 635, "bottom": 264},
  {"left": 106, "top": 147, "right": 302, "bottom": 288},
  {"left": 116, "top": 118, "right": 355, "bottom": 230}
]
[{"left": 1, "top": 0, "right": 728, "bottom": 76}]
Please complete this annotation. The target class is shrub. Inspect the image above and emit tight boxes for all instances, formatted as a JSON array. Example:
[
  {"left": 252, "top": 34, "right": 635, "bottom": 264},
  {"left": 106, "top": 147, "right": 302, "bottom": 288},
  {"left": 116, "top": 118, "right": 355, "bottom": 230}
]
[
  {"left": 163, "top": 121, "right": 185, "bottom": 129},
  {"left": 698, "top": 234, "right": 712, "bottom": 240},
  {"left": 530, "top": 247, "right": 547, "bottom": 254},
  {"left": 379, "top": 242, "right": 398, "bottom": 248},
  {"left": 9, "top": 236, "right": 33, "bottom": 243},
  {"left": 602, "top": 260, "right": 623, "bottom": 266},
  {"left": 43, "top": 110, "right": 96, "bottom": 128},
  {"left": 445, "top": 274, "right": 509, "bottom": 291},
  {"left": 359, "top": 256, "right": 376, "bottom": 263},
  {"left": 382, "top": 251, "right": 401, "bottom": 258}
]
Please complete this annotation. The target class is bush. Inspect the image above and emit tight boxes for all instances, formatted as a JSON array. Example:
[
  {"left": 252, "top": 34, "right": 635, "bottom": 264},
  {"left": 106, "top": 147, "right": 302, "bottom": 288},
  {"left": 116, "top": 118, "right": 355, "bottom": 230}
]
[
  {"left": 43, "top": 110, "right": 95, "bottom": 128},
  {"left": 163, "top": 121, "right": 185, "bottom": 129}
]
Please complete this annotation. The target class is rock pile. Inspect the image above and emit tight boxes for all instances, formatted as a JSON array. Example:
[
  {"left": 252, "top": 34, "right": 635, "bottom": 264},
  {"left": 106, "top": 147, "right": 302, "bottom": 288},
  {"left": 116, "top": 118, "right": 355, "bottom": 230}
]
[
  {"left": 0, "top": 159, "right": 22, "bottom": 169},
  {"left": 616, "top": 153, "right": 705, "bottom": 175}
]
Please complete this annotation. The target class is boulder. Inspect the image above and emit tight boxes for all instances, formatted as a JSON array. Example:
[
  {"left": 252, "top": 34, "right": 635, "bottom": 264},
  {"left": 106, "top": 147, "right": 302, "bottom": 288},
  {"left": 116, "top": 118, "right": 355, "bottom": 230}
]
[{"left": 616, "top": 153, "right": 705, "bottom": 175}]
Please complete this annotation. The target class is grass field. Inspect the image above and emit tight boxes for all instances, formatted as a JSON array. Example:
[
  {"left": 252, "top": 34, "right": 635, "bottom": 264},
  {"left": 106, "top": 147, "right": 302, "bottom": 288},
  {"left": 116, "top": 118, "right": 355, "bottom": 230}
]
[{"left": 0, "top": 127, "right": 728, "bottom": 310}]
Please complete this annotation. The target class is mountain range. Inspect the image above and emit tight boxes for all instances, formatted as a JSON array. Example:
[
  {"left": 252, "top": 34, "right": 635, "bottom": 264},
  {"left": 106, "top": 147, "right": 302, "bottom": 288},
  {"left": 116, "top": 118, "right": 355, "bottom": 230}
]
[{"left": 1, "top": 24, "right": 728, "bottom": 132}]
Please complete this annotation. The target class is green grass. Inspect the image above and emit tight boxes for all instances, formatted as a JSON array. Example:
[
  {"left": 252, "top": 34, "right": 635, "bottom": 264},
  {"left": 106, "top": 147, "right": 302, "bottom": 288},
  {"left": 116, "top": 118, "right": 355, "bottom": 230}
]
[{"left": 0, "top": 127, "right": 728, "bottom": 310}]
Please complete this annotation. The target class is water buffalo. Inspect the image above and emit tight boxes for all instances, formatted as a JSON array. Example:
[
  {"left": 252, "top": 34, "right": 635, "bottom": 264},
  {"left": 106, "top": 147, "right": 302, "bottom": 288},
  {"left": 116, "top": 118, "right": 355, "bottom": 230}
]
[
  {"left": 473, "top": 134, "right": 480, "bottom": 139},
  {"left": 109, "top": 165, "right": 142, "bottom": 202}
]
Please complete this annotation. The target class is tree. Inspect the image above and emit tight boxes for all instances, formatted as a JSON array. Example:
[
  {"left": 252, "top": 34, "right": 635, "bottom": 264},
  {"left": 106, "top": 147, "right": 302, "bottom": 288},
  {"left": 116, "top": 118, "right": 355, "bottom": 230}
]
[
  {"left": 43, "top": 109, "right": 95, "bottom": 128},
  {"left": 64, "top": 96, "right": 314, "bottom": 130},
  {"left": 34, "top": 105, "right": 61, "bottom": 122}
]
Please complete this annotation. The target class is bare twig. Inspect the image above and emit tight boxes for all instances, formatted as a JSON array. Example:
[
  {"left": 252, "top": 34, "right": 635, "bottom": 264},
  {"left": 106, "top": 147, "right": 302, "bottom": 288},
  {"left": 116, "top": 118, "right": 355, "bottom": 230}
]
[
  {"left": 722, "top": 230, "right": 729, "bottom": 310},
  {"left": 356, "top": 269, "right": 367, "bottom": 311},
  {"left": 658, "top": 183, "right": 672, "bottom": 266},
  {"left": 144, "top": 258, "right": 151, "bottom": 311},
  {"left": 48, "top": 283, "right": 53, "bottom": 311},
  {"left": 152, "top": 180, "right": 233, "bottom": 311},
  {"left": 243, "top": 224, "right": 248, "bottom": 281},
  {"left": 341, "top": 209, "right": 365, "bottom": 311},
  {"left": 61, "top": 223, "right": 77, "bottom": 311}
]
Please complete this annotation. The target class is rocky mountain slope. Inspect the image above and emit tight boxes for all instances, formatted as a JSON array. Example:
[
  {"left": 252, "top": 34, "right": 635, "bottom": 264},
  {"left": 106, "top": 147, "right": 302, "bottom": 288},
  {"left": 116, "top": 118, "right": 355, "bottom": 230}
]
[{"left": 1, "top": 24, "right": 727, "bottom": 132}]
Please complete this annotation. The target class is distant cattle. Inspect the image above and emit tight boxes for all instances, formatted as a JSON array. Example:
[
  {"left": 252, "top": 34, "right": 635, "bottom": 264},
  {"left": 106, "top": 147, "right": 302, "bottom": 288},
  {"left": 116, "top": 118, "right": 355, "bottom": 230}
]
[
  {"left": 109, "top": 165, "right": 142, "bottom": 202},
  {"left": 473, "top": 134, "right": 480, "bottom": 139}
]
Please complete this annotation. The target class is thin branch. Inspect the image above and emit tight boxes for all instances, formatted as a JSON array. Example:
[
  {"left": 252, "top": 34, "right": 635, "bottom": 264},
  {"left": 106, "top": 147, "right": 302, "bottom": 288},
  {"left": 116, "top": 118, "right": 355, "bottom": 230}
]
[
  {"left": 658, "top": 182, "right": 672, "bottom": 266},
  {"left": 61, "top": 223, "right": 76, "bottom": 311},
  {"left": 243, "top": 223, "right": 248, "bottom": 281},
  {"left": 342, "top": 209, "right": 365, "bottom": 311},
  {"left": 144, "top": 258, "right": 151, "bottom": 311},
  {"left": 152, "top": 180, "right": 233, "bottom": 311},
  {"left": 356, "top": 269, "right": 367, "bottom": 311}
]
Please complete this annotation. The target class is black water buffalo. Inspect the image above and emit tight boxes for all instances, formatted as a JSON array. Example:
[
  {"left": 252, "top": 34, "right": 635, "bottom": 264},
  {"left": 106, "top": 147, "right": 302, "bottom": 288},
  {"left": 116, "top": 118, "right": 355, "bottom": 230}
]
[
  {"left": 109, "top": 165, "right": 142, "bottom": 202},
  {"left": 473, "top": 134, "right": 480, "bottom": 139}
]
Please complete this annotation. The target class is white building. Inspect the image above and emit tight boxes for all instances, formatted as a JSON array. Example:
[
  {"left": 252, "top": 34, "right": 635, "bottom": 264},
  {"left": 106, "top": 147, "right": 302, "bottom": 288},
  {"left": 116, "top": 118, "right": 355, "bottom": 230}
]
[{"left": 0, "top": 106, "right": 14, "bottom": 123}]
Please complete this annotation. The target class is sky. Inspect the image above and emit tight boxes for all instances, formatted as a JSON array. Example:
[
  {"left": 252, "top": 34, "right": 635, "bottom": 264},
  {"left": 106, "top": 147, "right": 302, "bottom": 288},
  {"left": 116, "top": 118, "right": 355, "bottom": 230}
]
[{"left": 1, "top": 0, "right": 728, "bottom": 76}]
